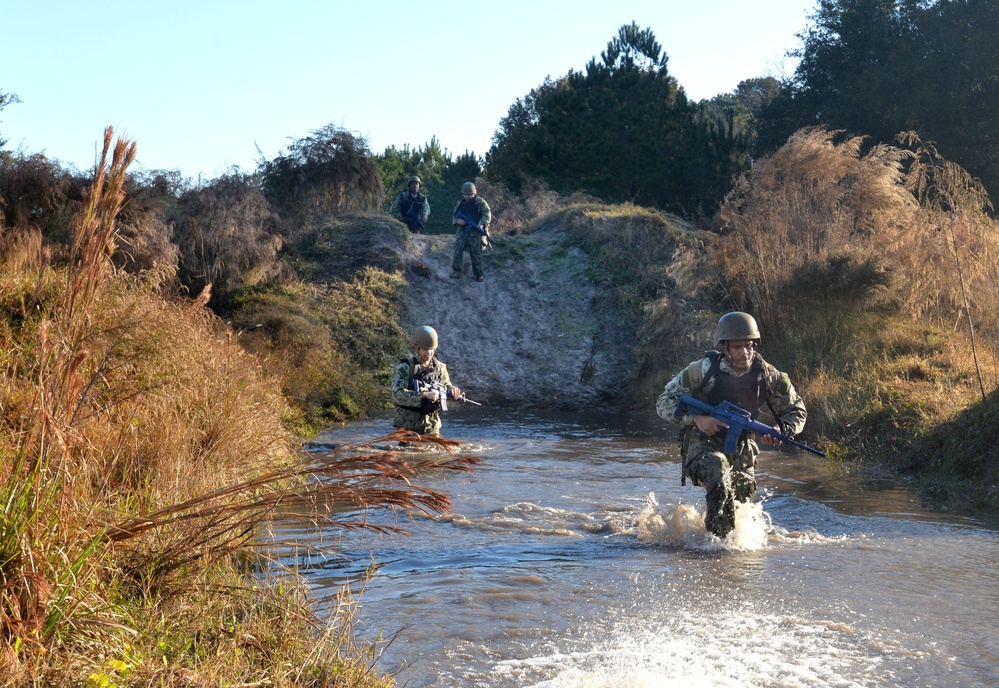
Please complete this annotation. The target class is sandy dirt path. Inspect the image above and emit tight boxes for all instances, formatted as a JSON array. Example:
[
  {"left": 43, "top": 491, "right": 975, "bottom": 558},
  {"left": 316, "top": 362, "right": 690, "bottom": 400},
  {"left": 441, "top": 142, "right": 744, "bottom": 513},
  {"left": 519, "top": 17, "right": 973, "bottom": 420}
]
[{"left": 396, "top": 228, "right": 634, "bottom": 408}]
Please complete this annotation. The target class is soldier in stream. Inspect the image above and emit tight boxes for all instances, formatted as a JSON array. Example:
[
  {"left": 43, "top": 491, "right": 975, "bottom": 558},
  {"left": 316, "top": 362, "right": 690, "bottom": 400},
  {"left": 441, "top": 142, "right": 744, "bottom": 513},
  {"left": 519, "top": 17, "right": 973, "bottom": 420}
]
[
  {"left": 656, "top": 312, "right": 808, "bottom": 538},
  {"left": 391, "top": 325, "right": 463, "bottom": 436}
]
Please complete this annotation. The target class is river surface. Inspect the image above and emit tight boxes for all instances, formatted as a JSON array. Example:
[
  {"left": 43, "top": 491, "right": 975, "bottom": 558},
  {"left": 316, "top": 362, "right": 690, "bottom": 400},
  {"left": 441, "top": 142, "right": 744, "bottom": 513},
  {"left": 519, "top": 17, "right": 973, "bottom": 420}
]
[{"left": 276, "top": 407, "right": 998, "bottom": 688}]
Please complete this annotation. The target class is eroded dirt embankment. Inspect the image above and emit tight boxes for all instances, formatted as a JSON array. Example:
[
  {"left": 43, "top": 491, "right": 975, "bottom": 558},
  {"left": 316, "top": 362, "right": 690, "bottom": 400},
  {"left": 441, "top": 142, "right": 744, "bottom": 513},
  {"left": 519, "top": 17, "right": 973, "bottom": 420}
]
[{"left": 395, "top": 229, "right": 634, "bottom": 408}]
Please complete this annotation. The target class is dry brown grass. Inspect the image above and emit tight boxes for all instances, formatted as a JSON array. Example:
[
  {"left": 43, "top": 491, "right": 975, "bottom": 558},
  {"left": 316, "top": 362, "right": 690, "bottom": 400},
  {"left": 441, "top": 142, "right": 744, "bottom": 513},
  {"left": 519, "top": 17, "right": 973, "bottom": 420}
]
[
  {"left": 172, "top": 172, "right": 287, "bottom": 308},
  {"left": 707, "top": 126, "right": 999, "bottom": 515},
  {"left": 715, "top": 127, "right": 999, "bottom": 378},
  {"left": 0, "top": 129, "right": 476, "bottom": 686}
]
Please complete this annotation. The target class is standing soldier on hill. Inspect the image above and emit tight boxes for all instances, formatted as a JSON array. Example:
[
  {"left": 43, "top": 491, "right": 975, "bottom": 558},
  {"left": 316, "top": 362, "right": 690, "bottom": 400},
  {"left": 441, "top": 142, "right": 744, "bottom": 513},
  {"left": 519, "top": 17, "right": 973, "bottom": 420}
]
[
  {"left": 451, "top": 181, "right": 491, "bottom": 282},
  {"left": 655, "top": 312, "right": 808, "bottom": 538},
  {"left": 389, "top": 175, "right": 430, "bottom": 232},
  {"left": 391, "top": 326, "right": 463, "bottom": 436}
]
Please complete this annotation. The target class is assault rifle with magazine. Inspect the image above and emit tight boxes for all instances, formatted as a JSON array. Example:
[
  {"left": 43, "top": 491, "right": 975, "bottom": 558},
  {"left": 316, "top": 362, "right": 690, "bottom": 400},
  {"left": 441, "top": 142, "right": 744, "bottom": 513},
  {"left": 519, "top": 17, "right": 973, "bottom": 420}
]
[
  {"left": 454, "top": 211, "right": 494, "bottom": 251},
  {"left": 675, "top": 393, "right": 825, "bottom": 457},
  {"left": 413, "top": 379, "right": 482, "bottom": 411}
]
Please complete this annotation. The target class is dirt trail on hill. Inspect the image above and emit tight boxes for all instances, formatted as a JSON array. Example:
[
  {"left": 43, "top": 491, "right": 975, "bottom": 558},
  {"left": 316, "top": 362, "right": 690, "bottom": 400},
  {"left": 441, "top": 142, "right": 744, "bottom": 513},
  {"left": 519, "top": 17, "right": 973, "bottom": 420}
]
[{"left": 395, "top": 229, "right": 634, "bottom": 408}]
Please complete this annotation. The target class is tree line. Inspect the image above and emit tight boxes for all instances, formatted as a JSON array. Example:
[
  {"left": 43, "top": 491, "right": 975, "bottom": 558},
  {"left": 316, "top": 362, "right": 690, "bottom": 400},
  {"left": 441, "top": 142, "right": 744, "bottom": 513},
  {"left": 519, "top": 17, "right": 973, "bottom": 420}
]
[
  {"left": 755, "top": 0, "right": 998, "bottom": 202},
  {"left": 378, "top": 1, "right": 998, "bottom": 219},
  {"left": 3, "top": 0, "right": 996, "bottom": 271}
]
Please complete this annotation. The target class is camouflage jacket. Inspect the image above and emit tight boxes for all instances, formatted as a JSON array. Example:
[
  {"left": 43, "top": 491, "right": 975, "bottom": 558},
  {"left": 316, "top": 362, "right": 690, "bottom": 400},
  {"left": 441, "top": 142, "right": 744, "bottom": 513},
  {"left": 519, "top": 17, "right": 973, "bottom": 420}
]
[
  {"left": 390, "top": 356, "right": 453, "bottom": 435},
  {"left": 388, "top": 191, "right": 430, "bottom": 220},
  {"left": 656, "top": 352, "right": 807, "bottom": 436}
]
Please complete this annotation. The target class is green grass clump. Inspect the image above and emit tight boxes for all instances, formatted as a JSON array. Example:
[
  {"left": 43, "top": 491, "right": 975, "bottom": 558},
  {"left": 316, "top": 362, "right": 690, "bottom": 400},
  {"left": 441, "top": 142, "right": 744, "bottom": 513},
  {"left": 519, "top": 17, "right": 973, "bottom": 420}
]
[{"left": 226, "top": 269, "right": 408, "bottom": 434}]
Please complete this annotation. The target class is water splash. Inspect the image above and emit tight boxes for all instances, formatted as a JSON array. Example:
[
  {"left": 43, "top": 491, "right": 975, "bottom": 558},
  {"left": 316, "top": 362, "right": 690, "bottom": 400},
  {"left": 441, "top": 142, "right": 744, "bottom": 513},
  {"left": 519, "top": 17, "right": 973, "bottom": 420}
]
[
  {"left": 635, "top": 493, "right": 771, "bottom": 551},
  {"left": 499, "top": 608, "right": 894, "bottom": 688}
]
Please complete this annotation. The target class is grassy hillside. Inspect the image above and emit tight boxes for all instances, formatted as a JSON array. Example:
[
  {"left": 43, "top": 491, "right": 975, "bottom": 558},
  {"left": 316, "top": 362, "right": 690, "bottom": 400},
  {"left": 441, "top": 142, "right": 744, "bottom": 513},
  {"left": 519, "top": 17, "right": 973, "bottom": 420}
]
[
  {"left": 539, "top": 129, "right": 999, "bottom": 524},
  {"left": 2, "top": 123, "right": 997, "bottom": 683},
  {"left": 0, "top": 131, "right": 473, "bottom": 686}
]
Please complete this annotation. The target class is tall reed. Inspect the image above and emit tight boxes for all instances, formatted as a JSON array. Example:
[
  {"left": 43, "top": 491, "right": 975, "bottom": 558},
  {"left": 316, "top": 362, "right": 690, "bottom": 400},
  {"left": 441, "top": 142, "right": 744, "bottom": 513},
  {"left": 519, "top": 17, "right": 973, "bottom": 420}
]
[
  {"left": 716, "top": 128, "right": 999, "bottom": 376},
  {"left": 1, "top": 128, "right": 478, "bottom": 685},
  {"left": 2, "top": 128, "right": 134, "bottom": 675}
]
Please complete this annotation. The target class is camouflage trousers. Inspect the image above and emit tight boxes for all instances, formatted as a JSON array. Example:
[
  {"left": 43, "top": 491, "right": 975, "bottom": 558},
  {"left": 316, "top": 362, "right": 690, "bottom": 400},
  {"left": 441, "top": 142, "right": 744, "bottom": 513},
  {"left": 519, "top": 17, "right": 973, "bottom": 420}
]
[
  {"left": 685, "top": 434, "right": 759, "bottom": 538},
  {"left": 452, "top": 229, "right": 484, "bottom": 278},
  {"left": 393, "top": 406, "right": 443, "bottom": 435}
]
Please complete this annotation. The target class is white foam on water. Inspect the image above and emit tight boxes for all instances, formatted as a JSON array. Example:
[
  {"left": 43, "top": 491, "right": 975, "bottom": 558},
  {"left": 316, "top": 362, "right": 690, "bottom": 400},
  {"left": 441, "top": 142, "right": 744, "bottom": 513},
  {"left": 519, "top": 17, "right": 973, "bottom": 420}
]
[
  {"left": 494, "top": 608, "right": 893, "bottom": 688},
  {"left": 633, "top": 493, "right": 770, "bottom": 551},
  {"left": 631, "top": 492, "right": 850, "bottom": 550}
]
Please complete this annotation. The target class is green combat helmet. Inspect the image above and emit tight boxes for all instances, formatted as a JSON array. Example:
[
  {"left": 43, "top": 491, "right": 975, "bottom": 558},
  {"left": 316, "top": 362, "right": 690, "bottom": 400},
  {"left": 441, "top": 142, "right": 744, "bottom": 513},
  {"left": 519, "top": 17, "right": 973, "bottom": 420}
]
[
  {"left": 462, "top": 181, "right": 476, "bottom": 195},
  {"left": 713, "top": 312, "right": 761, "bottom": 348},
  {"left": 411, "top": 325, "right": 438, "bottom": 349}
]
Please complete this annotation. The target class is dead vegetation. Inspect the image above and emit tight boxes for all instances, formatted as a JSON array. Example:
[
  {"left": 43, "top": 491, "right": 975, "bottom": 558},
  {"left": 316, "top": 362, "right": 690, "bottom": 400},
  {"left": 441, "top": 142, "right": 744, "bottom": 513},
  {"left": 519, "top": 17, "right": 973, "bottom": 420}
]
[
  {"left": 0, "top": 129, "right": 480, "bottom": 685},
  {"left": 709, "top": 127, "right": 999, "bottom": 516}
]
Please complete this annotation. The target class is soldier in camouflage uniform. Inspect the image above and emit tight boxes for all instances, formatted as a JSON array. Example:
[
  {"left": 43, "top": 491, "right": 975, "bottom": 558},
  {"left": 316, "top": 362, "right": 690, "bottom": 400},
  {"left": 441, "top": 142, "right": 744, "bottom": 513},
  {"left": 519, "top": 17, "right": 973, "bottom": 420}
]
[
  {"left": 656, "top": 312, "right": 807, "bottom": 538},
  {"left": 391, "top": 326, "right": 463, "bottom": 436},
  {"left": 451, "top": 181, "right": 491, "bottom": 282},
  {"left": 388, "top": 175, "right": 430, "bottom": 232}
]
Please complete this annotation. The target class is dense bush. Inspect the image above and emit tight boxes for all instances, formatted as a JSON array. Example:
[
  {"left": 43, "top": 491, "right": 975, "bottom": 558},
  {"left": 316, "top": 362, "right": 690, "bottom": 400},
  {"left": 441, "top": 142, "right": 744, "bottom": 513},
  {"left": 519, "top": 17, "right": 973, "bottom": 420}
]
[
  {"left": 172, "top": 172, "right": 286, "bottom": 307},
  {"left": 259, "top": 124, "right": 384, "bottom": 235}
]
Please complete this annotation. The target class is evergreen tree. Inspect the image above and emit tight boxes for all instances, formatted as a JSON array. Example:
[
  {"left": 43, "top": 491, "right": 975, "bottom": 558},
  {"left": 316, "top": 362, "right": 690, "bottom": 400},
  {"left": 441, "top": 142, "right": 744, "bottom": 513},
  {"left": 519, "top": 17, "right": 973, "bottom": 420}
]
[
  {"left": 758, "top": 0, "right": 999, "bottom": 202},
  {"left": 486, "top": 23, "right": 744, "bottom": 214},
  {"left": 0, "top": 89, "right": 21, "bottom": 151}
]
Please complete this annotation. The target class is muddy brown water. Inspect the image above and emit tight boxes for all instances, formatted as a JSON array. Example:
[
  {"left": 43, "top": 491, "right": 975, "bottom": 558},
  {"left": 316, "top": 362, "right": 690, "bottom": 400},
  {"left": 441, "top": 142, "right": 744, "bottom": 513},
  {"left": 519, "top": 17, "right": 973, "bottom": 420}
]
[{"left": 268, "top": 407, "right": 999, "bottom": 688}]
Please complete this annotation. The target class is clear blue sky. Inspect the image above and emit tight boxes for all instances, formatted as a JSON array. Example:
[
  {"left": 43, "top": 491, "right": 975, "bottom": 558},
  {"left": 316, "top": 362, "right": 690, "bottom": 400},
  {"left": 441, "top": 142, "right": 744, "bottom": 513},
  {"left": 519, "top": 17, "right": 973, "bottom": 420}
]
[{"left": 2, "top": 0, "right": 815, "bottom": 180}]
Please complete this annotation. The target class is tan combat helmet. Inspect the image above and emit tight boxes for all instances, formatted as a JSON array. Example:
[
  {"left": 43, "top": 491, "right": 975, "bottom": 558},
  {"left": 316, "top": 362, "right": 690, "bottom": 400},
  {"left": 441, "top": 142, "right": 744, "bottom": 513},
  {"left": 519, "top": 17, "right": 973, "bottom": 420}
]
[
  {"left": 713, "top": 312, "right": 761, "bottom": 348},
  {"left": 408, "top": 175, "right": 422, "bottom": 188},
  {"left": 411, "top": 325, "right": 438, "bottom": 349},
  {"left": 461, "top": 181, "right": 477, "bottom": 195}
]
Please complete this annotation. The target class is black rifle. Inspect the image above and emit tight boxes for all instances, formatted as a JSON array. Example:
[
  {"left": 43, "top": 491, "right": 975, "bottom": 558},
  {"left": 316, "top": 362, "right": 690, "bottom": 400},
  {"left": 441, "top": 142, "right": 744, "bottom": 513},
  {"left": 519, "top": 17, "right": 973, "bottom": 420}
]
[{"left": 413, "top": 379, "right": 482, "bottom": 411}]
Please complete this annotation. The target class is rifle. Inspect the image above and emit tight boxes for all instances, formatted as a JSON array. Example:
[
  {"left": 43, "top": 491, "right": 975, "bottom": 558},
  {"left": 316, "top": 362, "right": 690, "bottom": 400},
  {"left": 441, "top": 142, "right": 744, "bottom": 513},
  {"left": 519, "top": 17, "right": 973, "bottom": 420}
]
[
  {"left": 401, "top": 206, "right": 425, "bottom": 232},
  {"left": 413, "top": 379, "right": 482, "bottom": 411},
  {"left": 454, "top": 211, "right": 493, "bottom": 251},
  {"left": 675, "top": 393, "right": 825, "bottom": 457}
]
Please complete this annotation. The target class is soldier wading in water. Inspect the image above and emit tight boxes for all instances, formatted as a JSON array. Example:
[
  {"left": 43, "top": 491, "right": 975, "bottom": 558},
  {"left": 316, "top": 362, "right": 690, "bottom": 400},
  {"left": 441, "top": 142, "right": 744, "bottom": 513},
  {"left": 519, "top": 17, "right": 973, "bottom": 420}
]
[
  {"left": 391, "top": 326, "right": 463, "bottom": 436},
  {"left": 656, "top": 312, "right": 808, "bottom": 538}
]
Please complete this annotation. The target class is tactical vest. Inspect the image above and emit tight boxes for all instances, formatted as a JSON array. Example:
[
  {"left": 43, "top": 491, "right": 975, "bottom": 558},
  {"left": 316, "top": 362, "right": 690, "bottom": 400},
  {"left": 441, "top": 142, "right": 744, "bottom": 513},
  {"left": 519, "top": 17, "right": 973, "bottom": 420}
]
[
  {"left": 687, "top": 351, "right": 769, "bottom": 419},
  {"left": 456, "top": 197, "right": 482, "bottom": 224},
  {"left": 707, "top": 359, "right": 767, "bottom": 419},
  {"left": 404, "top": 356, "right": 448, "bottom": 414},
  {"left": 399, "top": 192, "right": 425, "bottom": 216}
]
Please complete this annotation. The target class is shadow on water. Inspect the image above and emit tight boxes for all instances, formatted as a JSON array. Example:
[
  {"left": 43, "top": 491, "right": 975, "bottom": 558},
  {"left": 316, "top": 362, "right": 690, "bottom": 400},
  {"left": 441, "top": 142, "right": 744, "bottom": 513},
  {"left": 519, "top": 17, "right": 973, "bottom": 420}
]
[{"left": 267, "top": 407, "right": 999, "bottom": 688}]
